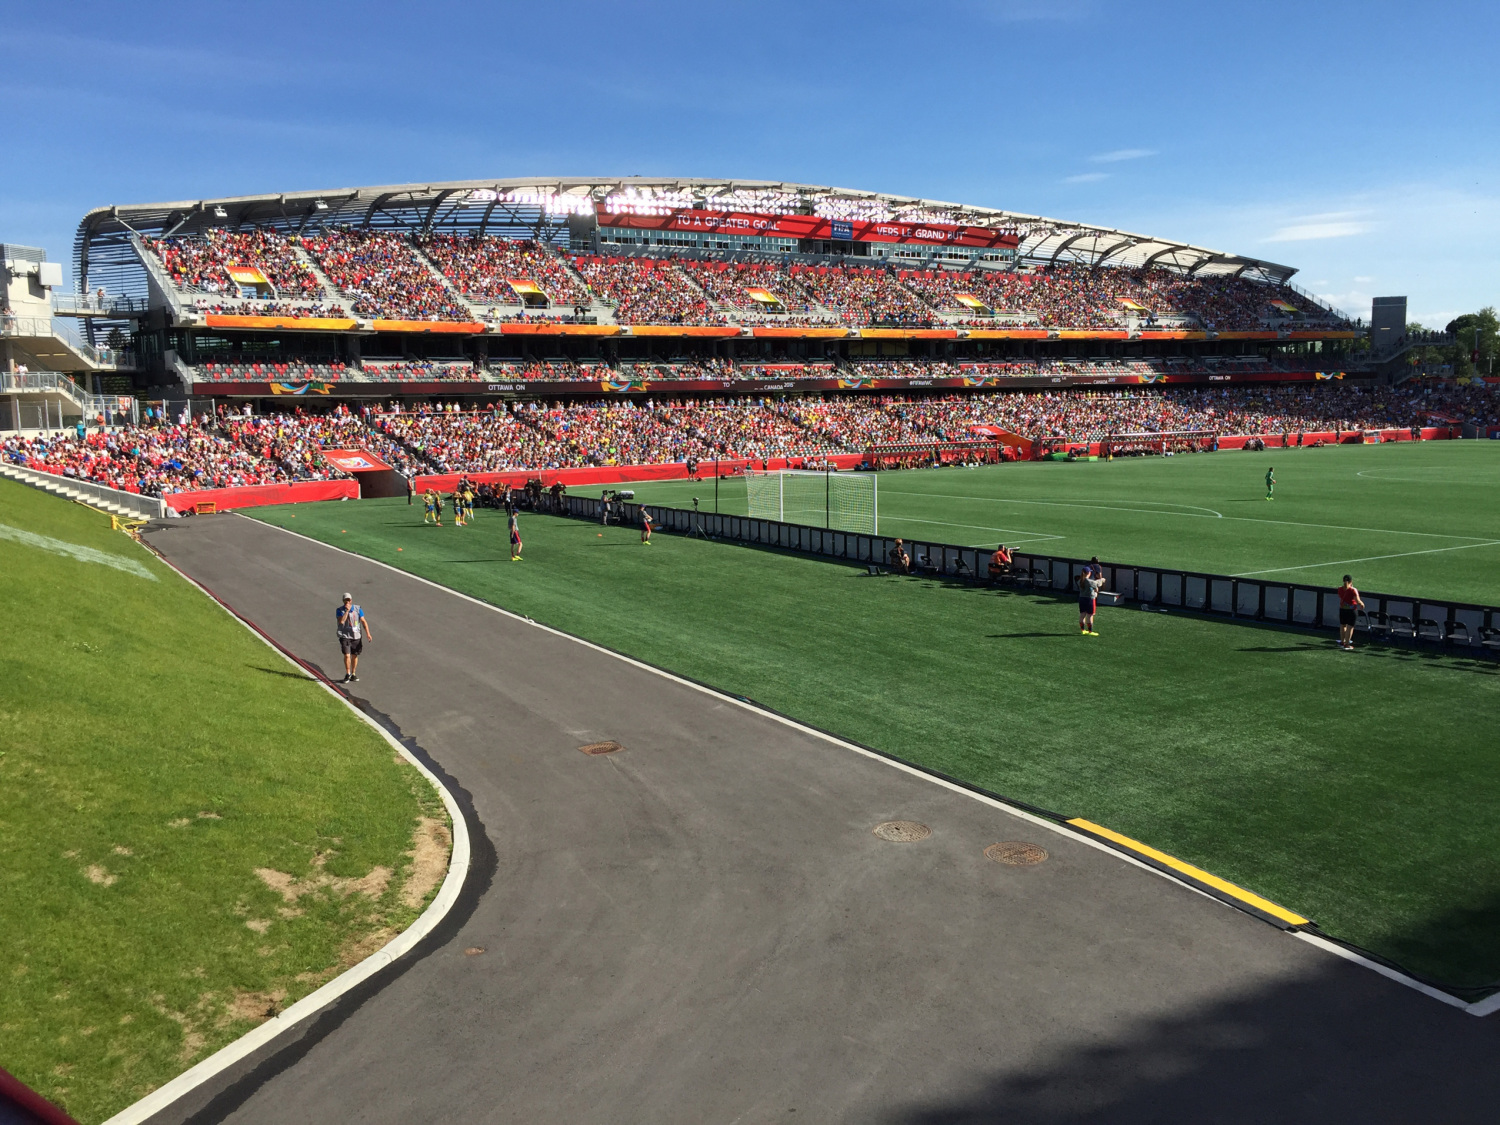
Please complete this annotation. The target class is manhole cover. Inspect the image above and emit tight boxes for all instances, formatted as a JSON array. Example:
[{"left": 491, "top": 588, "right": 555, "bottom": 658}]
[
  {"left": 872, "top": 820, "right": 932, "bottom": 843},
  {"left": 578, "top": 741, "right": 624, "bottom": 755},
  {"left": 986, "top": 841, "right": 1048, "bottom": 865}
]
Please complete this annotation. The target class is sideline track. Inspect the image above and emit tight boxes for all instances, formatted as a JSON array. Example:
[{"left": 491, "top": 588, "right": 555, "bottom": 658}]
[{"left": 133, "top": 515, "right": 1500, "bottom": 1124}]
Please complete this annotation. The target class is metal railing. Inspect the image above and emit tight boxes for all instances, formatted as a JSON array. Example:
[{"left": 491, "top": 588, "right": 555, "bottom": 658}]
[
  {"left": 0, "top": 370, "right": 137, "bottom": 424},
  {"left": 51, "top": 293, "right": 149, "bottom": 317},
  {"left": 0, "top": 315, "right": 55, "bottom": 337},
  {"left": 0, "top": 461, "right": 165, "bottom": 519},
  {"left": 560, "top": 496, "right": 1500, "bottom": 654}
]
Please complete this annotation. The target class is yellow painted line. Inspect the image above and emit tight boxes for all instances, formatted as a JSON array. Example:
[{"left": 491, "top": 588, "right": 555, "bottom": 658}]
[{"left": 1067, "top": 818, "right": 1310, "bottom": 927}]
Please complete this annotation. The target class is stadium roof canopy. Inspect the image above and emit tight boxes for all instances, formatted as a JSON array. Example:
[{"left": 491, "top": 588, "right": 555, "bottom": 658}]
[{"left": 74, "top": 175, "right": 1301, "bottom": 295}]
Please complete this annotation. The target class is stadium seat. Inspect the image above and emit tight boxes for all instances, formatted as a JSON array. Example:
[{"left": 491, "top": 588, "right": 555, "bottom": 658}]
[
  {"left": 1445, "top": 621, "right": 1471, "bottom": 645},
  {"left": 1418, "top": 617, "right": 1445, "bottom": 642},
  {"left": 1385, "top": 613, "right": 1416, "bottom": 638},
  {"left": 1479, "top": 627, "right": 1500, "bottom": 653},
  {"left": 1359, "top": 609, "right": 1389, "bottom": 639}
]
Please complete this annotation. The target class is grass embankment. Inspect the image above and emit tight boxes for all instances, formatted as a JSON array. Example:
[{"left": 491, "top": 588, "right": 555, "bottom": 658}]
[
  {"left": 626, "top": 440, "right": 1500, "bottom": 603},
  {"left": 0, "top": 479, "right": 450, "bottom": 1124},
  {"left": 256, "top": 495, "right": 1500, "bottom": 991}
]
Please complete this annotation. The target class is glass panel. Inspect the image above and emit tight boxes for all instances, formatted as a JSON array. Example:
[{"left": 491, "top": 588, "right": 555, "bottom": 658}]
[{"left": 1185, "top": 576, "right": 1207, "bottom": 609}]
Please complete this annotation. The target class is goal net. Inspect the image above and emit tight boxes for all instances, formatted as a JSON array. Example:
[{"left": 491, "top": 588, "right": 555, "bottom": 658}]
[{"left": 744, "top": 469, "right": 877, "bottom": 534}]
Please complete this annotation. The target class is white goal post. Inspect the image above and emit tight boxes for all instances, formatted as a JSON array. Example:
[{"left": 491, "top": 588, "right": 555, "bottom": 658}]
[{"left": 744, "top": 469, "right": 878, "bottom": 534}]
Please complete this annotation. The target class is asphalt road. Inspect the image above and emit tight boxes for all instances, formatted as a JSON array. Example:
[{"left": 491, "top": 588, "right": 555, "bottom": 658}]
[{"left": 139, "top": 514, "right": 1500, "bottom": 1124}]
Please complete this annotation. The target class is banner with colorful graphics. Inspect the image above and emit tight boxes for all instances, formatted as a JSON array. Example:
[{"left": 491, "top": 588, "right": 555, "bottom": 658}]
[
  {"left": 601, "top": 377, "right": 648, "bottom": 393},
  {"left": 1271, "top": 299, "right": 1300, "bottom": 313},
  {"left": 320, "top": 449, "right": 393, "bottom": 473},
  {"left": 597, "top": 207, "right": 1021, "bottom": 249},
  {"left": 836, "top": 376, "right": 876, "bottom": 389},
  {"left": 225, "top": 264, "right": 270, "bottom": 286},
  {"left": 270, "top": 380, "right": 332, "bottom": 395},
  {"left": 1314, "top": 371, "right": 1345, "bottom": 380},
  {"left": 508, "top": 279, "right": 547, "bottom": 298},
  {"left": 1117, "top": 297, "right": 1150, "bottom": 312},
  {"left": 962, "top": 375, "right": 1003, "bottom": 387},
  {"left": 745, "top": 287, "right": 782, "bottom": 305},
  {"left": 954, "top": 293, "right": 991, "bottom": 311}
]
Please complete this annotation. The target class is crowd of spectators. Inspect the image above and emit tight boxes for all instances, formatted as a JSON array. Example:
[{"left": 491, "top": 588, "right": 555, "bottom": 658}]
[
  {"left": 420, "top": 235, "right": 588, "bottom": 309},
  {"left": 11, "top": 383, "right": 1491, "bottom": 496},
  {"left": 303, "top": 228, "right": 473, "bottom": 321},
  {"left": 194, "top": 300, "right": 348, "bottom": 319},
  {"left": 567, "top": 256, "right": 730, "bottom": 326},
  {"left": 143, "top": 228, "right": 1349, "bottom": 332},
  {"left": 2, "top": 416, "right": 291, "bottom": 495},
  {"left": 147, "top": 228, "right": 326, "bottom": 299}
]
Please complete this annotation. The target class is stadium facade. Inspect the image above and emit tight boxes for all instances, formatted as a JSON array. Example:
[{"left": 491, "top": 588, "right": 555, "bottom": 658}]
[{"left": 65, "top": 176, "right": 1363, "bottom": 401}]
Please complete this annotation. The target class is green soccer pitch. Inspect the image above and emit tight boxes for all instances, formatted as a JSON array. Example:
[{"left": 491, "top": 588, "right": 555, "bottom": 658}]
[
  {"left": 253, "top": 472, "right": 1500, "bottom": 995},
  {"left": 624, "top": 440, "right": 1500, "bottom": 604}
]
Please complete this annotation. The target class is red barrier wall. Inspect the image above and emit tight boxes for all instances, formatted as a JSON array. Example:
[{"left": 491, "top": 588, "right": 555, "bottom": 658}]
[
  {"left": 1211, "top": 427, "right": 1454, "bottom": 452},
  {"left": 162, "top": 478, "right": 359, "bottom": 512},
  {"left": 413, "top": 455, "right": 867, "bottom": 493}
]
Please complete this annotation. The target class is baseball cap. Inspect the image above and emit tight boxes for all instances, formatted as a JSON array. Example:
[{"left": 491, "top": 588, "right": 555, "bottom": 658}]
[{"left": 342, "top": 592, "right": 352, "bottom": 600}]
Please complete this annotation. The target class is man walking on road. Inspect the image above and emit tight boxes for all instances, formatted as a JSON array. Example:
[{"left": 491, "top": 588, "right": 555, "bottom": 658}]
[{"left": 336, "top": 593, "right": 372, "bottom": 683}]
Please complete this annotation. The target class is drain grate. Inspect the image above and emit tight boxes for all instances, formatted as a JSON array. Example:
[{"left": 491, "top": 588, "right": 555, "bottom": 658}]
[
  {"left": 872, "top": 820, "right": 932, "bottom": 843},
  {"left": 986, "top": 841, "right": 1048, "bottom": 866},
  {"left": 578, "top": 741, "right": 624, "bottom": 755}
]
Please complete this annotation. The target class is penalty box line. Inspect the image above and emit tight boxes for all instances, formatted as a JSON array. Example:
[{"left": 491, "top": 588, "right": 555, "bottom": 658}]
[
  {"left": 880, "top": 514, "right": 1066, "bottom": 546},
  {"left": 882, "top": 491, "right": 1497, "bottom": 543},
  {"left": 1233, "top": 540, "right": 1500, "bottom": 578}
]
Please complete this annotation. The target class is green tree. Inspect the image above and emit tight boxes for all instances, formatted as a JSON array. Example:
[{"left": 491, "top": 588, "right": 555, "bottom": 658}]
[{"left": 1445, "top": 307, "right": 1499, "bottom": 377}]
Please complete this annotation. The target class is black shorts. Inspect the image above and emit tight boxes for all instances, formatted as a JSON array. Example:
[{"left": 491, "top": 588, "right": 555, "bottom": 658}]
[
  {"left": 1079, "top": 598, "right": 1096, "bottom": 614},
  {"left": 1338, "top": 606, "right": 1357, "bottom": 626},
  {"left": 339, "top": 636, "right": 364, "bottom": 656}
]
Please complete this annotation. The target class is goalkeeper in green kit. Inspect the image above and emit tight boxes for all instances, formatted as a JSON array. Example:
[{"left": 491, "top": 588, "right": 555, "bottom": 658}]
[{"left": 1265, "top": 466, "right": 1275, "bottom": 501}]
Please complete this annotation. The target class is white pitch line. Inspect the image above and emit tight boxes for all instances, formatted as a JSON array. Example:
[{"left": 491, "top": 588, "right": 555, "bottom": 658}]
[
  {"left": 1233, "top": 540, "right": 1500, "bottom": 578},
  {"left": 879, "top": 491, "right": 1496, "bottom": 542},
  {"left": 880, "top": 514, "right": 1067, "bottom": 543}
]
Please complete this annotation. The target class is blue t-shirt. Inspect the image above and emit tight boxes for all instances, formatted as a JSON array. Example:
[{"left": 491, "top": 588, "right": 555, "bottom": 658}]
[{"left": 336, "top": 604, "right": 364, "bottom": 639}]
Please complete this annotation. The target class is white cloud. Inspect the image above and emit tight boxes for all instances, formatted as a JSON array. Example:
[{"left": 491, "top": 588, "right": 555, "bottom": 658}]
[
  {"left": 1353, "top": 275, "right": 1375, "bottom": 283},
  {"left": 1063, "top": 172, "right": 1110, "bottom": 184},
  {"left": 1090, "top": 148, "right": 1157, "bottom": 163},
  {"left": 1265, "top": 218, "right": 1373, "bottom": 242}
]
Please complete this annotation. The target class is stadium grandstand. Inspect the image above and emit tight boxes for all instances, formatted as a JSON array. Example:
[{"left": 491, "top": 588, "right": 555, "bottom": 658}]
[
  {"left": 64, "top": 176, "right": 1365, "bottom": 398},
  {"left": 0, "top": 176, "right": 1488, "bottom": 504}
]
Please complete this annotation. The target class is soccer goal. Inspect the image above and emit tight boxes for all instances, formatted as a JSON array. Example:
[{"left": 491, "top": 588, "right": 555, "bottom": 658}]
[{"left": 744, "top": 469, "right": 877, "bottom": 534}]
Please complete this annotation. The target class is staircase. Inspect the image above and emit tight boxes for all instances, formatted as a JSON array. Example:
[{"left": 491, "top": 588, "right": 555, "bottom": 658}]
[
  {"left": 548, "top": 248, "right": 616, "bottom": 324},
  {"left": 409, "top": 242, "right": 490, "bottom": 321},
  {"left": 0, "top": 461, "right": 166, "bottom": 519},
  {"left": 290, "top": 247, "right": 359, "bottom": 316}
]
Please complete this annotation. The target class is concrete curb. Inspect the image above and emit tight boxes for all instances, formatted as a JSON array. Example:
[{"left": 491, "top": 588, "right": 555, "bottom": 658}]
[
  {"left": 245, "top": 513, "right": 1497, "bottom": 1016},
  {"left": 99, "top": 550, "right": 472, "bottom": 1125}
]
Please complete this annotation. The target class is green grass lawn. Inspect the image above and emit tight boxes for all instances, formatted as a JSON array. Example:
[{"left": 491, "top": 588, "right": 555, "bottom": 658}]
[
  {"left": 623, "top": 440, "right": 1500, "bottom": 604},
  {"left": 0, "top": 479, "right": 449, "bottom": 1124},
  {"left": 255, "top": 492, "right": 1500, "bottom": 993}
]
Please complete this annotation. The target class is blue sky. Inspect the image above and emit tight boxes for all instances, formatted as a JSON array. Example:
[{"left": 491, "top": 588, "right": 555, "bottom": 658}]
[{"left": 3, "top": 0, "right": 1495, "bottom": 326}]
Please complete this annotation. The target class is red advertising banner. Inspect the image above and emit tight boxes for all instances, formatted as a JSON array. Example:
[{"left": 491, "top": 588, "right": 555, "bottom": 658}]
[
  {"left": 321, "top": 449, "right": 392, "bottom": 473},
  {"left": 160, "top": 479, "right": 359, "bottom": 513},
  {"left": 598, "top": 207, "right": 1020, "bottom": 249}
]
